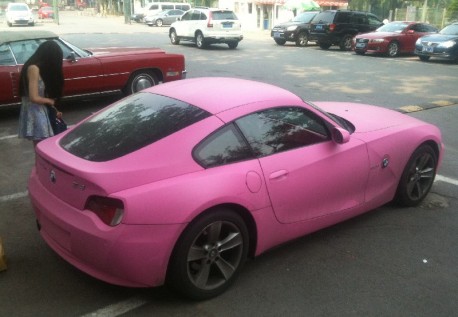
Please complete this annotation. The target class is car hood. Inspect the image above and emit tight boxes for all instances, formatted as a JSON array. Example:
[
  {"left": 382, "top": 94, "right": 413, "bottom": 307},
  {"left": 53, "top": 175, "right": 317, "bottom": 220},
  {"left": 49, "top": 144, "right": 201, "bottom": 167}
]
[
  {"left": 273, "top": 21, "right": 304, "bottom": 29},
  {"left": 418, "top": 33, "right": 458, "bottom": 42},
  {"left": 88, "top": 47, "right": 167, "bottom": 56},
  {"left": 356, "top": 31, "right": 400, "bottom": 39},
  {"left": 314, "top": 102, "right": 421, "bottom": 133}
]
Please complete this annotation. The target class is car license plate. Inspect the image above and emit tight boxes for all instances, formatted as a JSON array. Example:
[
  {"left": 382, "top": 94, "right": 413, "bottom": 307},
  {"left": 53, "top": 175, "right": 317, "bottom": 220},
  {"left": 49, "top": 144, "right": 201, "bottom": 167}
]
[
  {"left": 422, "top": 46, "right": 434, "bottom": 53},
  {"left": 274, "top": 32, "right": 283, "bottom": 38},
  {"left": 222, "top": 23, "right": 232, "bottom": 29},
  {"left": 356, "top": 42, "right": 366, "bottom": 49},
  {"left": 315, "top": 25, "right": 323, "bottom": 30}
]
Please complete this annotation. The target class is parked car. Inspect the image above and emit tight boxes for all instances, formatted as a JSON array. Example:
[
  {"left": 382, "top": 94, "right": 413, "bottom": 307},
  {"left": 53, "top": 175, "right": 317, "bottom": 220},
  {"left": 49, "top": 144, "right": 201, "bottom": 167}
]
[
  {"left": 169, "top": 8, "right": 243, "bottom": 49},
  {"left": 29, "top": 77, "right": 442, "bottom": 300},
  {"left": 38, "top": 6, "right": 54, "bottom": 19},
  {"left": 5, "top": 2, "right": 35, "bottom": 27},
  {"left": 354, "top": 21, "right": 438, "bottom": 57},
  {"left": 310, "top": 10, "right": 383, "bottom": 50},
  {"left": 132, "top": 2, "right": 190, "bottom": 23},
  {"left": 145, "top": 9, "right": 184, "bottom": 27},
  {"left": 271, "top": 11, "right": 319, "bottom": 47},
  {"left": 0, "top": 30, "right": 186, "bottom": 108},
  {"left": 414, "top": 22, "right": 458, "bottom": 62}
]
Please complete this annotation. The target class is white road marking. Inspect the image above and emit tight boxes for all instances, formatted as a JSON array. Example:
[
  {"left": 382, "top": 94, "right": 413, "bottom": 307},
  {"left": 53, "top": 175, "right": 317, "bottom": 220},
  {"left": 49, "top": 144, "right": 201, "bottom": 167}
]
[
  {"left": 435, "top": 174, "right": 458, "bottom": 186},
  {"left": 79, "top": 296, "right": 149, "bottom": 317},
  {"left": 0, "top": 191, "right": 28, "bottom": 202}
]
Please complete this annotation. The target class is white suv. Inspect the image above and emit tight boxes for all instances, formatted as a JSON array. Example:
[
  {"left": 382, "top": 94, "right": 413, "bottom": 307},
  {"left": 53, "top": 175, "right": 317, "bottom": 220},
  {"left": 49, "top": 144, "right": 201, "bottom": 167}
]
[
  {"left": 5, "top": 2, "right": 35, "bottom": 27},
  {"left": 169, "top": 8, "right": 243, "bottom": 49}
]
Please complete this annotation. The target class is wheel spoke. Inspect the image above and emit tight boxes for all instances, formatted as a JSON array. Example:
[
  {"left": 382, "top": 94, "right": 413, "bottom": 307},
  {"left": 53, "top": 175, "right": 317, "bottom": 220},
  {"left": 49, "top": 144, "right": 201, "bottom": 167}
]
[
  {"left": 215, "top": 257, "right": 236, "bottom": 280},
  {"left": 187, "top": 245, "right": 207, "bottom": 262},
  {"left": 194, "top": 261, "right": 212, "bottom": 288},
  {"left": 219, "top": 232, "right": 242, "bottom": 252},
  {"left": 207, "top": 221, "right": 222, "bottom": 244}
]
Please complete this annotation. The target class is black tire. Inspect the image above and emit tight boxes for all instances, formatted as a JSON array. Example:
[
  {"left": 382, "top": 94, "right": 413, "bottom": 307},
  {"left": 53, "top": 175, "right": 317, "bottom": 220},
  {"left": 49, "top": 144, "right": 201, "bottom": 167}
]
[
  {"left": 170, "top": 29, "right": 180, "bottom": 45},
  {"left": 419, "top": 55, "right": 430, "bottom": 62},
  {"left": 156, "top": 19, "right": 163, "bottom": 27},
  {"left": 167, "top": 208, "right": 249, "bottom": 300},
  {"left": 387, "top": 41, "right": 400, "bottom": 57},
  {"left": 295, "top": 32, "right": 309, "bottom": 47},
  {"left": 228, "top": 42, "right": 238, "bottom": 49},
  {"left": 339, "top": 34, "right": 353, "bottom": 51},
  {"left": 123, "top": 70, "right": 158, "bottom": 95},
  {"left": 196, "top": 32, "right": 206, "bottom": 49},
  {"left": 274, "top": 38, "right": 286, "bottom": 45},
  {"left": 318, "top": 41, "right": 331, "bottom": 49},
  {"left": 396, "top": 144, "right": 437, "bottom": 207},
  {"left": 355, "top": 50, "right": 365, "bottom": 55}
]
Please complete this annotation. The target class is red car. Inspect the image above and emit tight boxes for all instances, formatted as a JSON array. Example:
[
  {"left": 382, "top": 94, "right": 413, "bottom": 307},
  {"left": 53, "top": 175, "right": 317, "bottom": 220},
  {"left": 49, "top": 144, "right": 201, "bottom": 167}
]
[
  {"left": 38, "top": 6, "right": 54, "bottom": 19},
  {"left": 0, "top": 30, "right": 186, "bottom": 107},
  {"left": 354, "top": 21, "right": 438, "bottom": 57}
]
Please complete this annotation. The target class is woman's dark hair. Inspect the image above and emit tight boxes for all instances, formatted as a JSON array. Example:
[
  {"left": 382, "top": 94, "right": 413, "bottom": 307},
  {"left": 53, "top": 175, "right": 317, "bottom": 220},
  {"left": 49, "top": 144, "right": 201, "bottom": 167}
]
[{"left": 19, "top": 40, "right": 64, "bottom": 100}]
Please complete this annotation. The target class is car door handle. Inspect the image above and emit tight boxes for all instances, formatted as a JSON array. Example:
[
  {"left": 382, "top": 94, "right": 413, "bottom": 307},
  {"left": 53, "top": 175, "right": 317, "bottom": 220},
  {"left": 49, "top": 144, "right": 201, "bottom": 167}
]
[{"left": 269, "top": 170, "right": 288, "bottom": 180}]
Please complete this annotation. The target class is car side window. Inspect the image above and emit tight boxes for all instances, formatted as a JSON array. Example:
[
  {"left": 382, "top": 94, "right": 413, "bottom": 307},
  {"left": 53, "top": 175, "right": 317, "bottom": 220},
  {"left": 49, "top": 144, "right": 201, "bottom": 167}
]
[
  {"left": 0, "top": 44, "right": 15, "bottom": 66},
  {"left": 181, "top": 11, "right": 192, "bottom": 21},
  {"left": 368, "top": 14, "right": 382, "bottom": 27},
  {"left": 335, "top": 12, "right": 350, "bottom": 24},
  {"left": 235, "top": 107, "right": 330, "bottom": 157},
  {"left": 191, "top": 11, "right": 201, "bottom": 20},
  {"left": 194, "top": 124, "right": 253, "bottom": 168},
  {"left": 9, "top": 40, "right": 41, "bottom": 65},
  {"left": 351, "top": 13, "right": 366, "bottom": 24}
]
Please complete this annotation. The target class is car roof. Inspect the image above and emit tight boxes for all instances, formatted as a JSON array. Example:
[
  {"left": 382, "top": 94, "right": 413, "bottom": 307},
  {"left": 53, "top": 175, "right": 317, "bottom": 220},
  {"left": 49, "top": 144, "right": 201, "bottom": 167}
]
[
  {"left": 1, "top": 30, "right": 58, "bottom": 45},
  {"left": 147, "top": 77, "right": 303, "bottom": 115}
]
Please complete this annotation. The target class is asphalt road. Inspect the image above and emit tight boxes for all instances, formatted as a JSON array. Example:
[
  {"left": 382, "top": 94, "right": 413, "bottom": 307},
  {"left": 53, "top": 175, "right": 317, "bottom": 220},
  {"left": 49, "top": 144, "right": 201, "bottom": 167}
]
[{"left": 1, "top": 10, "right": 457, "bottom": 317}]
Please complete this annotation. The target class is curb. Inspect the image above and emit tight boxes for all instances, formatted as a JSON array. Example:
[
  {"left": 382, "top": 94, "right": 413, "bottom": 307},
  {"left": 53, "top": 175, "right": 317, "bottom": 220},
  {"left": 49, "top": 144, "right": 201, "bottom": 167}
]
[{"left": 397, "top": 99, "right": 458, "bottom": 113}]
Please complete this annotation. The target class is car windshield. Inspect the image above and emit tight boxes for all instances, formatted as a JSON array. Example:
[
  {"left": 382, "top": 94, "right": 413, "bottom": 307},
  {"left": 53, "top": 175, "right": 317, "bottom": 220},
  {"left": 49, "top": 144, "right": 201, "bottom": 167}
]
[
  {"left": 376, "top": 22, "right": 408, "bottom": 33},
  {"left": 292, "top": 12, "right": 317, "bottom": 23},
  {"left": 440, "top": 24, "right": 458, "bottom": 35},
  {"left": 60, "top": 92, "right": 211, "bottom": 162},
  {"left": 212, "top": 11, "right": 237, "bottom": 20},
  {"left": 9, "top": 4, "right": 29, "bottom": 11}
]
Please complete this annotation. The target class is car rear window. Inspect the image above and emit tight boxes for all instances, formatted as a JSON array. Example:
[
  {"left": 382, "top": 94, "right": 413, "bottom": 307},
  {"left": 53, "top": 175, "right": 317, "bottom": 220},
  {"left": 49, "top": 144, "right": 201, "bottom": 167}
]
[
  {"left": 311, "top": 11, "right": 335, "bottom": 24},
  {"left": 60, "top": 92, "right": 211, "bottom": 162},
  {"left": 212, "top": 11, "right": 237, "bottom": 20}
]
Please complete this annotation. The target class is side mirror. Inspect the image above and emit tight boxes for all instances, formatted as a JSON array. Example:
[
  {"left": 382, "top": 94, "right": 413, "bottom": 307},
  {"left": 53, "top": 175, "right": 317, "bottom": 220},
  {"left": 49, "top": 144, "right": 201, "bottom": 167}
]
[
  {"left": 407, "top": 29, "right": 415, "bottom": 34},
  {"left": 331, "top": 127, "right": 350, "bottom": 144},
  {"left": 67, "top": 51, "right": 77, "bottom": 62}
]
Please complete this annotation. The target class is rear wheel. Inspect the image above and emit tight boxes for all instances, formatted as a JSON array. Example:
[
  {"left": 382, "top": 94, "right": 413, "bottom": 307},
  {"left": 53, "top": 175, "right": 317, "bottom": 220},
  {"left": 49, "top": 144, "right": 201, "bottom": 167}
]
[
  {"left": 167, "top": 209, "right": 249, "bottom": 300},
  {"left": 170, "top": 29, "right": 180, "bottom": 45},
  {"left": 196, "top": 32, "right": 207, "bottom": 49},
  {"left": 123, "top": 70, "right": 158, "bottom": 95},
  {"left": 274, "top": 38, "right": 286, "bottom": 45},
  {"left": 228, "top": 42, "right": 238, "bottom": 49},
  {"left": 295, "top": 32, "right": 309, "bottom": 47},
  {"left": 355, "top": 50, "right": 365, "bottom": 55},
  {"left": 339, "top": 34, "right": 353, "bottom": 51},
  {"left": 396, "top": 144, "right": 437, "bottom": 207},
  {"left": 387, "top": 41, "right": 400, "bottom": 57}
]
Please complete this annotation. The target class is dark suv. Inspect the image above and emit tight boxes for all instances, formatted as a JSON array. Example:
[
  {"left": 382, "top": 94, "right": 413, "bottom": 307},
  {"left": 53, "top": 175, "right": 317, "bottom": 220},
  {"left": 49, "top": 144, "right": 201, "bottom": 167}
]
[
  {"left": 271, "top": 11, "right": 319, "bottom": 47},
  {"left": 310, "top": 10, "right": 383, "bottom": 50}
]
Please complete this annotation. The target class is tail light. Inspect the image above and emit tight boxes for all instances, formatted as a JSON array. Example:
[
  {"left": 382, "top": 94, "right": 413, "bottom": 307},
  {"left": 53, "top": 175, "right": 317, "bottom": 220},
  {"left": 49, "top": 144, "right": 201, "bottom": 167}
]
[
  {"left": 329, "top": 23, "right": 336, "bottom": 32},
  {"left": 85, "top": 196, "right": 124, "bottom": 226},
  {"left": 207, "top": 12, "right": 213, "bottom": 27}
]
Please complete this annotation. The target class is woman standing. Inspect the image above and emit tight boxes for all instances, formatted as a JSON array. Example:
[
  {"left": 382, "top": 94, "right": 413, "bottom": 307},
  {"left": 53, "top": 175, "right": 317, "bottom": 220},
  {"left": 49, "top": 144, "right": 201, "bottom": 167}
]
[{"left": 18, "top": 40, "right": 64, "bottom": 147}]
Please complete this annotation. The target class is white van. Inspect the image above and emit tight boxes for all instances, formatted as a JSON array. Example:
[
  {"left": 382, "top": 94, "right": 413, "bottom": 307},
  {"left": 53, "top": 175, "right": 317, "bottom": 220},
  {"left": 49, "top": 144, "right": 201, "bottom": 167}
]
[{"left": 132, "top": 2, "right": 191, "bottom": 22}]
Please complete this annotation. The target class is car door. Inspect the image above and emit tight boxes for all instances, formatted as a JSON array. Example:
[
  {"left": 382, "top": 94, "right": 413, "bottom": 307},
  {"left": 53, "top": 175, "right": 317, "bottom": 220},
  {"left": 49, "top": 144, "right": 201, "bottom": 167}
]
[
  {"left": 174, "top": 10, "right": 193, "bottom": 37},
  {"left": 235, "top": 107, "right": 369, "bottom": 224},
  {"left": 0, "top": 43, "right": 21, "bottom": 106}
]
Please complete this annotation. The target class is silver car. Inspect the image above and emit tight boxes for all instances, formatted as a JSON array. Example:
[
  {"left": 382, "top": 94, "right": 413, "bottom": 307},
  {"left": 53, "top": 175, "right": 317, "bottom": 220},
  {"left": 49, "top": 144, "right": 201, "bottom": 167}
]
[{"left": 145, "top": 9, "right": 184, "bottom": 27}]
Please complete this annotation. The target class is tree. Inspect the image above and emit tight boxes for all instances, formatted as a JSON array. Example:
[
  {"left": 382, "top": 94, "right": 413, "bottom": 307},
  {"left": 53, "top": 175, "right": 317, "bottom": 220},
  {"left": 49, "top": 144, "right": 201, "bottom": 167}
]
[{"left": 448, "top": 0, "right": 458, "bottom": 21}]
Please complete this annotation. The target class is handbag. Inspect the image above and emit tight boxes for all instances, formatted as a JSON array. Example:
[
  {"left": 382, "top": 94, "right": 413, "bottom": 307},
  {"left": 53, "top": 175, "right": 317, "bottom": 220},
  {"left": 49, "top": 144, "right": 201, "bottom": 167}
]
[{"left": 48, "top": 106, "right": 67, "bottom": 135}]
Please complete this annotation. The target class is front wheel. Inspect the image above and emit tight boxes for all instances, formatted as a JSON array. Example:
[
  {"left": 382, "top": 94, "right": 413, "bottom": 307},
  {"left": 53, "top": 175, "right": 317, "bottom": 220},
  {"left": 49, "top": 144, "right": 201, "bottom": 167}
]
[
  {"left": 387, "top": 41, "right": 400, "bottom": 57},
  {"left": 156, "top": 19, "right": 163, "bottom": 27},
  {"left": 419, "top": 55, "right": 430, "bottom": 62},
  {"left": 295, "top": 32, "right": 309, "bottom": 47},
  {"left": 167, "top": 209, "right": 249, "bottom": 300},
  {"left": 170, "top": 30, "right": 180, "bottom": 45},
  {"left": 228, "top": 42, "right": 238, "bottom": 49},
  {"left": 274, "top": 38, "right": 286, "bottom": 45},
  {"left": 123, "top": 70, "right": 158, "bottom": 95},
  {"left": 395, "top": 144, "right": 437, "bottom": 207},
  {"left": 318, "top": 41, "right": 331, "bottom": 49}
]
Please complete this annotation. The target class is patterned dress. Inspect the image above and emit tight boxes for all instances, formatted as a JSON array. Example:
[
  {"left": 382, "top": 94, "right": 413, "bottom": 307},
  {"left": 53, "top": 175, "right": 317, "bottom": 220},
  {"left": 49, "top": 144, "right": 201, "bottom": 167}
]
[{"left": 18, "top": 78, "right": 54, "bottom": 141}]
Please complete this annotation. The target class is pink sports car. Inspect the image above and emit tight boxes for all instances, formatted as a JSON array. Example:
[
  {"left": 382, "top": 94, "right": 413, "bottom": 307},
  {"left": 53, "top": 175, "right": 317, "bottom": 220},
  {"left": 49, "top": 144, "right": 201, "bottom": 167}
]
[{"left": 29, "top": 77, "right": 443, "bottom": 300}]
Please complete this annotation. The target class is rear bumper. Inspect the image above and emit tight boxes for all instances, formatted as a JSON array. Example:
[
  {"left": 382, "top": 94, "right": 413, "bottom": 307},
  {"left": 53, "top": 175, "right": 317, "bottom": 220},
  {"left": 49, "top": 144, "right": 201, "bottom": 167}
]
[{"left": 28, "top": 168, "right": 186, "bottom": 288}]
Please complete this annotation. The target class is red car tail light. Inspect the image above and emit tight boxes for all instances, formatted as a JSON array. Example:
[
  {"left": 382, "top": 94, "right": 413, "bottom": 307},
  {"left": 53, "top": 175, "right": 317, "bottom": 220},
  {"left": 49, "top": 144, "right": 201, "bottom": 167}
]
[
  {"left": 85, "top": 196, "right": 124, "bottom": 226},
  {"left": 207, "top": 12, "right": 213, "bottom": 27},
  {"left": 329, "top": 23, "right": 336, "bottom": 32}
]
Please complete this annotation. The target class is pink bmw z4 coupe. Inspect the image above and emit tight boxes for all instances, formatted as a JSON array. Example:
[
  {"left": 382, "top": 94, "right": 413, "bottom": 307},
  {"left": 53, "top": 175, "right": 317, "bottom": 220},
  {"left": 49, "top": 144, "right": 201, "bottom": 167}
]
[{"left": 29, "top": 77, "right": 443, "bottom": 299}]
